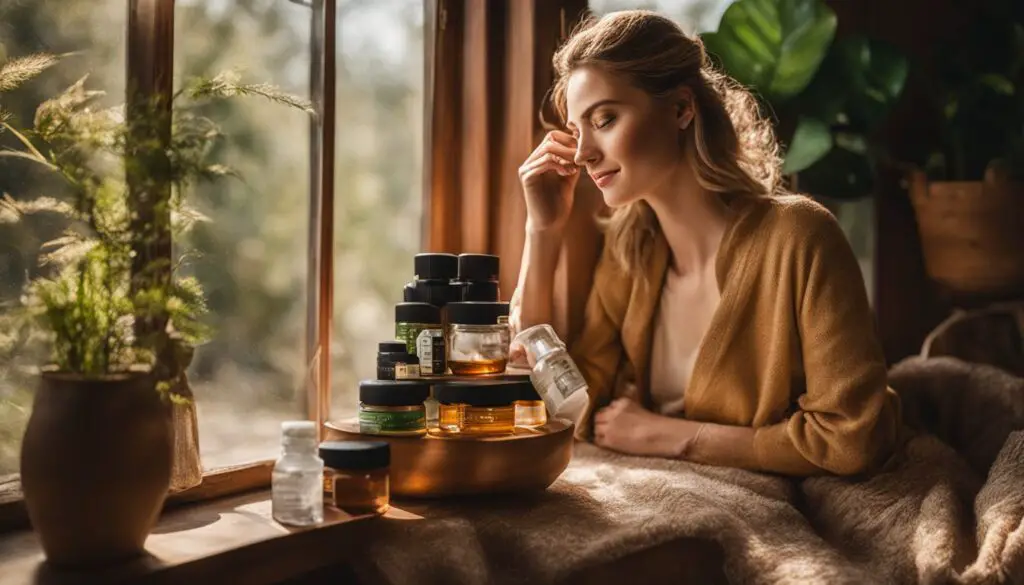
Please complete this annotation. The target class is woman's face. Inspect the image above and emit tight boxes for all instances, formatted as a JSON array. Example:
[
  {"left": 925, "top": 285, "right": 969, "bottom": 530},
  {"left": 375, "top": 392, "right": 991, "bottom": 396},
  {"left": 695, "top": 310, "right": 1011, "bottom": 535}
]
[{"left": 565, "top": 66, "right": 691, "bottom": 208}]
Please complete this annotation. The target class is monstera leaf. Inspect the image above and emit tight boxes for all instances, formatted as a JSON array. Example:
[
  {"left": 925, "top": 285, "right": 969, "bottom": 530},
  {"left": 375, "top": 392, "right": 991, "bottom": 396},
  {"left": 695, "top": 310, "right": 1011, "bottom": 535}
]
[
  {"left": 702, "top": 0, "right": 837, "bottom": 102},
  {"left": 782, "top": 116, "right": 831, "bottom": 174},
  {"left": 799, "top": 36, "right": 909, "bottom": 129}
]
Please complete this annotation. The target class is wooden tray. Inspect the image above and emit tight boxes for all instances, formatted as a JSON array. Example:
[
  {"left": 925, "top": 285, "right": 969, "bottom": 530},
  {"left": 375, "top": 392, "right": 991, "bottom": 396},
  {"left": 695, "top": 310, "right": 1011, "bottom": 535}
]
[{"left": 323, "top": 418, "right": 574, "bottom": 498}]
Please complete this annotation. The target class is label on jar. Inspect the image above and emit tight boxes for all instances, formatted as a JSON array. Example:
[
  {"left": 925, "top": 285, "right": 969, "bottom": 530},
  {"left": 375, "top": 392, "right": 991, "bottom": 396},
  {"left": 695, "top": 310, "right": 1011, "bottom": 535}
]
[
  {"left": 395, "top": 362, "right": 420, "bottom": 379},
  {"left": 416, "top": 328, "right": 446, "bottom": 375},
  {"left": 548, "top": 354, "right": 587, "bottom": 399},
  {"left": 359, "top": 408, "right": 425, "bottom": 434},
  {"left": 396, "top": 322, "right": 432, "bottom": 354}
]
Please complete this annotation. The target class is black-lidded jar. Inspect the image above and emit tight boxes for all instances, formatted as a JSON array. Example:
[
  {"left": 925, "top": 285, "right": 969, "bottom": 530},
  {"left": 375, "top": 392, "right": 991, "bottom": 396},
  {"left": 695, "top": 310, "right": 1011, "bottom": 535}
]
[
  {"left": 415, "top": 253, "right": 458, "bottom": 281},
  {"left": 319, "top": 441, "right": 390, "bottom": 515},
  {"left": 358, "top": 380, "right": 431, "bottom": 436},
  {"left": 456, "top": 254, "right": 500, "bottom": 302},
  {"left": 376, "top": 341, "right": 420, "bottom": 380},
  {"left": 412, "top": 253, "right": 461, "bottom": 308},
  {"left": 430, "top": 380, "right": 523, "bottom": 436},
  {"left": 395, "top": 302, "right": 445, "bottom": 375}
]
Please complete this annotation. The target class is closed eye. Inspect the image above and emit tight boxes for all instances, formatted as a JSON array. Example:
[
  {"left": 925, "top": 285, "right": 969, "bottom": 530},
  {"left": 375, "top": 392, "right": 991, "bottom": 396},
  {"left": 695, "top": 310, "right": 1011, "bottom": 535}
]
[{"left": 595, "top": 115, "right": 615, "bottom": 129}]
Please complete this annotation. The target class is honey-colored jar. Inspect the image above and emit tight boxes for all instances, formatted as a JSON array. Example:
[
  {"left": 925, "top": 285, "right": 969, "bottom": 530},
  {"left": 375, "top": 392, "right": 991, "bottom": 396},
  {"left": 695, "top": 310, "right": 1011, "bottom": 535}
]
[
  {"left": 514, "top": 380, "right": 547, "bottom": 428},
  {"left": 429, "top": 380, "right": 523, "bottom": 436},
  {"left": 319, "top": 440, "right": 390, "bottom": 515},
  {"left": 446, "top": 302, "right": 510, "bottom": 376}
]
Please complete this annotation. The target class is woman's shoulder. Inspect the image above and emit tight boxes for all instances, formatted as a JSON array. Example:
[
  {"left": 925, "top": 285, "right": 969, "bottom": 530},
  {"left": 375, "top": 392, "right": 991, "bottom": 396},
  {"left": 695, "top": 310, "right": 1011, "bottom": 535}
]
[{"left": 738, "top": 193, "right": 846, "bottom": 250}]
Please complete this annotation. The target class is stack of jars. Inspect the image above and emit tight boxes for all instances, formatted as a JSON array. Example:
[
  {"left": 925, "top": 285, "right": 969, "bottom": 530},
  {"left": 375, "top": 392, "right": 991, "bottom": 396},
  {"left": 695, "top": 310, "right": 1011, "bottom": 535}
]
[{"left": 359, "top": 252, "right": 557, "bottom": 438}]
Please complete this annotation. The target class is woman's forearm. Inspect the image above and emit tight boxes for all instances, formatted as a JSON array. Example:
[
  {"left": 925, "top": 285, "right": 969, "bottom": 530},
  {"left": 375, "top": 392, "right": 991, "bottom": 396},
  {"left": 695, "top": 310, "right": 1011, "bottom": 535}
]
[
  {"left": 513, "top": 226, "right": 564, "bottom": 332},
  {"left": 647, "top": 416, "right": 760, "bottom": 470}
]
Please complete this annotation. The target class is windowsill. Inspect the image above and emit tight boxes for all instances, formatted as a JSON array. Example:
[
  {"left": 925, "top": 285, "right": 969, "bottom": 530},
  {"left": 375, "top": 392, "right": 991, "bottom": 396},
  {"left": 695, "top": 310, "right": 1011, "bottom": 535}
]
[{"left": 0, "top": 489, "right": 409, "bottom": 585}]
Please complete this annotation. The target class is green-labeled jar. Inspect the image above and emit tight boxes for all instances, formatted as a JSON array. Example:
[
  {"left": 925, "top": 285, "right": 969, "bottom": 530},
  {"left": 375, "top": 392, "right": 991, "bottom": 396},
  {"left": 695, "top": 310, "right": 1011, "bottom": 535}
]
[
  {"left": 395, "top": 302, "right": 445, "bottom": 375},
  {"left": 358, "top": 380, "right": 430, "bottom": 436}
]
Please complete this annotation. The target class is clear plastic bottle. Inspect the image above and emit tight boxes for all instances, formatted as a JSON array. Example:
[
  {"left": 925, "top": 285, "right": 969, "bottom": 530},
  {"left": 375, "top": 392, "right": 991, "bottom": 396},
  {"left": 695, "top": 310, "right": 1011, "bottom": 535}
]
[
  {"left": 513, "top": 324, "right": 589, "bottom": 424},
  {"left": 272, "top": 421, "right": 324, "bottom": 527}
]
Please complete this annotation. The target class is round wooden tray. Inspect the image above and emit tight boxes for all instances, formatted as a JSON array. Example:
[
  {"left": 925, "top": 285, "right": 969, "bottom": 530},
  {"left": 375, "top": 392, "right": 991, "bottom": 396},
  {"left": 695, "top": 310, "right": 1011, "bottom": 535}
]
[{"left": 323, "top": 418, "right": 574, "bottom": 498}]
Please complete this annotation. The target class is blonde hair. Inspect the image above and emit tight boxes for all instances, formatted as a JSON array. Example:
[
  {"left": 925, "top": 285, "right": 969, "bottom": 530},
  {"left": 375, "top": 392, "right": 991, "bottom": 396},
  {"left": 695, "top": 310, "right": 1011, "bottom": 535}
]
[{"left": 551, "top": 10, "right": 785, "bottom": 276}]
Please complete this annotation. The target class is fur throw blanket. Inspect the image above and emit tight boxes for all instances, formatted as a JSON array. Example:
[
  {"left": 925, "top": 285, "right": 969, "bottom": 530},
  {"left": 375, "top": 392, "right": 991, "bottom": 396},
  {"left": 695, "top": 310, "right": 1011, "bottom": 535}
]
[{"left": 348, "top": 357, "right": 1024, "bottom": 584}]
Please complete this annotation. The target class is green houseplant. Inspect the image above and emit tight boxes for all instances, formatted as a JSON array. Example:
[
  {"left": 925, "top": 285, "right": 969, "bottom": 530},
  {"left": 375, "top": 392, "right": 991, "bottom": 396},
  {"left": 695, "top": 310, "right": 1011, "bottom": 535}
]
[
  {"left": 0, "top": 53, "right": 312, "bottom": 567},
  {"left": 700, "top": 0, "right": 909, "bottom": 200},
  {"left": 908, "top": 0, "right": 1024, "bottom": 300}
]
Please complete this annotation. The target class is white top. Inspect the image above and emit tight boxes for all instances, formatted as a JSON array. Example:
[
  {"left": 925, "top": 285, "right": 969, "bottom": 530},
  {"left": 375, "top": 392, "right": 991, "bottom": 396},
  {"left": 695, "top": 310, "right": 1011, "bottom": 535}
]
[{"left": 648, "top": 265, "right": 720, "bottom": 416}]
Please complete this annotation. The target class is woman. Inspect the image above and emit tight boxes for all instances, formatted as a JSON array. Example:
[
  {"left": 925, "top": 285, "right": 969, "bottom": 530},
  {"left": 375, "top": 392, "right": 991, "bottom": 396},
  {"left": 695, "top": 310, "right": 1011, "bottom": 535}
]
[{"left": 510, "top": 10, "right": 901, "bottom": 476}]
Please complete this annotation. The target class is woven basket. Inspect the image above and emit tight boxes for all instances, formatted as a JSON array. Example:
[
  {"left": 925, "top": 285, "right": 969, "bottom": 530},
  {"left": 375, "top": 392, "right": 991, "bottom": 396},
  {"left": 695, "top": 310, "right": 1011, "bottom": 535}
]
[{"left": 909, "top": 170, "right": 1024, "bottom": 300}]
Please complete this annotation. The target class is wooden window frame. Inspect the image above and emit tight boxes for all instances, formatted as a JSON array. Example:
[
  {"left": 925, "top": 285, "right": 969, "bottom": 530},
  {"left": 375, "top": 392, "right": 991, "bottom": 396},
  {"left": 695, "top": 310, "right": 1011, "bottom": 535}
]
[{"left": 0, "top": 0, "right": 338, "bottom": 533}]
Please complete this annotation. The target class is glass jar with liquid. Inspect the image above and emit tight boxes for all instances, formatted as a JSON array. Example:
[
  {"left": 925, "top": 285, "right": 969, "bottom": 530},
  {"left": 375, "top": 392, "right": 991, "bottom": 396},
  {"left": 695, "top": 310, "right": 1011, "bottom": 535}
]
[
  {"left": 446, "top": 301, "right": 510, "bottom": 375},
  {"left": 430, "top": 381, "right": 521, "bottom": 436}
]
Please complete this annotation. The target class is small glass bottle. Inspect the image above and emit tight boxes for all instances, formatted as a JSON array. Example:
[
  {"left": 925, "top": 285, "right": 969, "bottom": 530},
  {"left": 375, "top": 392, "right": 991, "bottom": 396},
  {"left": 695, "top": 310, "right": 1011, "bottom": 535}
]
[
  {"left": 319, "top": 441, "right": 390, "bottom": 515},
  {"left": 359, "top": 380, "right": 430, "bottom": 436},
  {"left": 430, "top": 381, "right": 520, "bottom": 436},
  {"left": 514, "top": 324, "right": 589, "bottom": 424},
  {"left": 447, "top": 302, "right": 511, "bottom": 375},
  {"left": 272, "top": 421, "right": 324, "bottom": 527}
]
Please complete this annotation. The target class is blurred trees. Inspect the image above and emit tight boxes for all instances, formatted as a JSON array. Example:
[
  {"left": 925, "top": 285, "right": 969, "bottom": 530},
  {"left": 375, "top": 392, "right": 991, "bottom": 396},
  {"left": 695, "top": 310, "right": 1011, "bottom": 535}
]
[{"left": 0, "top": 0, "right": 423, "bottom": 472}]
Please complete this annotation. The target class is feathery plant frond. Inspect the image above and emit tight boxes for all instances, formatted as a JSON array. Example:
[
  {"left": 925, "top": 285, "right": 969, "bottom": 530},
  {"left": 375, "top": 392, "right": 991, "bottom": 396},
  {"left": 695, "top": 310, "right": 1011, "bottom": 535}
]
[
  {"left": 0, "top": 53, "right": 60, "bottom": 93},
  {"left": 185, "top": 70, "right": 315, "bottom": 115},
  {"left": 1, "top": 52, "right": 313, "bottom": 381}
]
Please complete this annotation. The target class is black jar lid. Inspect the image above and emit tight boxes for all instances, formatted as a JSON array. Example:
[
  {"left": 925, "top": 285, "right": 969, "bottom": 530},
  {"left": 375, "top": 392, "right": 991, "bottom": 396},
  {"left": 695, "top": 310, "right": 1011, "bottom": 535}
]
[
  {"left": 447, "top": 301, "right": 508, "bottom": 325},
  {"left": 457, "top": 280, "right": 500, "bottom": 302},
  {"left": 360, "top": 380, "right": 431, "bottom": 406},
  {"left": 395, "top": 302, "right": 441, "bottom": 324},
  {"left": 458, "top": 254, "right": 499, "bottom": 282},
  {"left": 413, "top": 280, "right": 462, "bottom": 307},
  {"left": 499, "top": 376, "right": 541, "bottom": 400},
  {"left": 378, "top": 341, "right": 409, "bottom": 353},
  {"left": 414, "top": 253, "right": 458, "bottom": 280},
  {"left": 433, "top": 380, "right": 528, "bottom": 407},
  {"left": 319, "top": 441, "right": 390, "bottom": 470}
]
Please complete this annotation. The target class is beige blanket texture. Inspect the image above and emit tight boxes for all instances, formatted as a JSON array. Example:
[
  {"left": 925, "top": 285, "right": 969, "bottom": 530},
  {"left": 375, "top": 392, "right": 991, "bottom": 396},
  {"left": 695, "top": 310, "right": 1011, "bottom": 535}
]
[{"left": 349, "top": 357, "right": 1024, "bottom": 585}]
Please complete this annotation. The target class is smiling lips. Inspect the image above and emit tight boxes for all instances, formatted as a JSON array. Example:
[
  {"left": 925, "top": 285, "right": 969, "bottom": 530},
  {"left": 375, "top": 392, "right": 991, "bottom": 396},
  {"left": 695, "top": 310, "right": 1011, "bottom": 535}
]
[{"left": 591, "top": 169, "right": 619, "bottom": 187}]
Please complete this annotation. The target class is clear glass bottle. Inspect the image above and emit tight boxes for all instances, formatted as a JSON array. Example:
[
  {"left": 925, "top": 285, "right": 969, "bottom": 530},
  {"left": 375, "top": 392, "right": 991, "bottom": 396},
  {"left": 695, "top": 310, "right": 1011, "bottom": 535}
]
[
  {"left": 447, "top": 302, "right": 510, "bottom": 375},
  {"left": 272, "top": 421, "right": 324, "bottom": 527},
  {"left": 513, "top": 324, "right": 589, "bottom": 424}
]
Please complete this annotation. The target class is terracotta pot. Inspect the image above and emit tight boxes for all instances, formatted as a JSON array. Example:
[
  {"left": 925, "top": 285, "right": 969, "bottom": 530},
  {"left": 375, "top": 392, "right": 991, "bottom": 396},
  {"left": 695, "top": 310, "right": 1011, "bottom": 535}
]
[
  {"left": 909, "top": 170, "right": 1024, "bottom": 300},
  {"left": 20, "top": 372, "right": 173, "bottom": 568}
]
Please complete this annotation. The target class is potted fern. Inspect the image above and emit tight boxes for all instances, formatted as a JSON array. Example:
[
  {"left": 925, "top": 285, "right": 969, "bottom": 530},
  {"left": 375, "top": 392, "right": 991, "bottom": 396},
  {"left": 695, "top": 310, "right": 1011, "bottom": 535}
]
[{"left": 0, "top": 53, "right": 312, "bottom": 567}]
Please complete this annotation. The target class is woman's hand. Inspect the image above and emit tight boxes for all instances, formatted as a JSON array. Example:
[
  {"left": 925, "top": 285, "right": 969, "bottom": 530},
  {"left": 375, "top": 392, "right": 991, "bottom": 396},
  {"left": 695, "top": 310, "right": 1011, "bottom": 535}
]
[
  {"left": 594, "top": 397, "right": 703, "bottom": 458},
  {"left": 518, "top": 130, "right": 580, "bottom": 233}
]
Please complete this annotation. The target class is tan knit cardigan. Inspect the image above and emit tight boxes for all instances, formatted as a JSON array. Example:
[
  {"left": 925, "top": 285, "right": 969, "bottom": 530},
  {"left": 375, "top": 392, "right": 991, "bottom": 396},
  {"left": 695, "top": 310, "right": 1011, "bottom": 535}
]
[{"left": 570, "top": 195, "right": 902, "bottom": 476}]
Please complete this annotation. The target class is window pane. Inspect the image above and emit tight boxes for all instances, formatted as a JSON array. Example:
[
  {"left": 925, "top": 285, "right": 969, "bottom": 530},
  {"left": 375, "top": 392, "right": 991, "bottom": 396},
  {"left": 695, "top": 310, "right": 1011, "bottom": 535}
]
[
  {"left": 174, "top": 0, "right": 313, "bottom": 468},
  {"left": 0, "top": 1, "right": 127, "bottom": 475},
  {"left": 330, "top": 0, "right": 425, "bottom": 420}
]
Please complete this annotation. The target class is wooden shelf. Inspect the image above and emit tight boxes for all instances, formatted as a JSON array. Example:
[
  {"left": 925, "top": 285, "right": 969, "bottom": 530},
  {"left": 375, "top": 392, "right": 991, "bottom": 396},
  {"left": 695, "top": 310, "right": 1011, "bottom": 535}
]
[{"left": 0, "top": 490, "right": 390, "bottom": 585}]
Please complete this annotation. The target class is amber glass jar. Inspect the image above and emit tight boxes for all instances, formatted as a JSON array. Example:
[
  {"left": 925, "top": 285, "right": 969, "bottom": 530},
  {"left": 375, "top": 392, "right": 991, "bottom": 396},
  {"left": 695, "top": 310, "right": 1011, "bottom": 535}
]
[
  {"left": 513, "top": 378, "right": 547, "bottom": 427},
  {"left": 429, "top": 380, "right": 524, "bottom": 436},
  {"left": 446, "top": 302, "right": 510, "bottom": 375},
  {"left": 358, "top": 380, "right": 430, "bottom": 436},
  {"left": 319, "top": 441, "right": 390, "bottom": 515}
]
